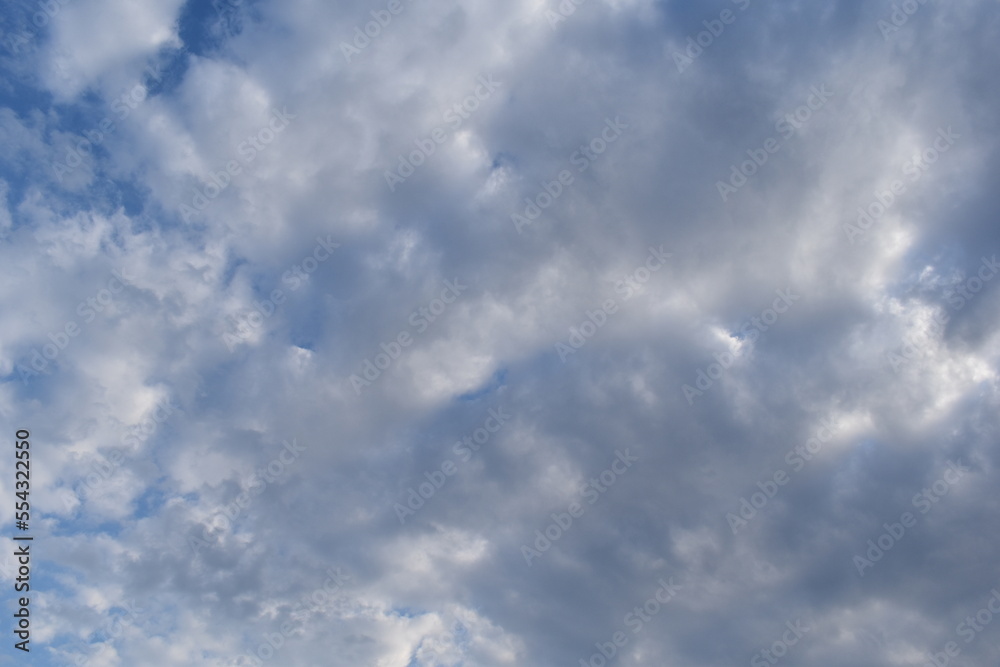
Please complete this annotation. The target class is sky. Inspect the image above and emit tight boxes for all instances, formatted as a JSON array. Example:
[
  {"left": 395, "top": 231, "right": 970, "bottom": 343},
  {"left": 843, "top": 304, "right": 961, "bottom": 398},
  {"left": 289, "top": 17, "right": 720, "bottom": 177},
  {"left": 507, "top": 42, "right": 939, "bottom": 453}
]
[{"left": 1, "top": 0, "right": 999, "bottom": 665}]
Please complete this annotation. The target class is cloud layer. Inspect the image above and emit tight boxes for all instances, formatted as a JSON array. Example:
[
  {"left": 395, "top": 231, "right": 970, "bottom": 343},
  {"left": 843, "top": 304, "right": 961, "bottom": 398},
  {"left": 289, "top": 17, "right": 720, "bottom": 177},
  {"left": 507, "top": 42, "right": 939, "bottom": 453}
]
[{"left": 1, "top": 0, "right": 1000, "bottom": 665}]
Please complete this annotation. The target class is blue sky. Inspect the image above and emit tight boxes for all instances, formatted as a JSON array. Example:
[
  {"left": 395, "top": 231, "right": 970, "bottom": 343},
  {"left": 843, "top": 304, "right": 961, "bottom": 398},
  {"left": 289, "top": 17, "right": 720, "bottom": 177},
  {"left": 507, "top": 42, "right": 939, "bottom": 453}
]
[{"left": 1, "top": 0, "right": 1000, "bottom": 665}]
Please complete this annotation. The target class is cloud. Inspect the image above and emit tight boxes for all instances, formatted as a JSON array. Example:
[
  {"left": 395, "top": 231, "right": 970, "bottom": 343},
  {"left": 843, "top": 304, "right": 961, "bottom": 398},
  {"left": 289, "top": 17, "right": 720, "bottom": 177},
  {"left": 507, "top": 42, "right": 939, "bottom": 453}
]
[{"left": 1, "top": 0, "right": 1000, "bottom": 665}]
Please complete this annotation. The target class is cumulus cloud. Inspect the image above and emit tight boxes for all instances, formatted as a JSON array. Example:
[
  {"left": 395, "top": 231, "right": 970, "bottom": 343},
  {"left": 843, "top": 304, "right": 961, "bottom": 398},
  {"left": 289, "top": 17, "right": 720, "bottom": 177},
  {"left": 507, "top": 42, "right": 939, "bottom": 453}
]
[{"left": 1, "top": 0, "right": 999, "bottom": 665}]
